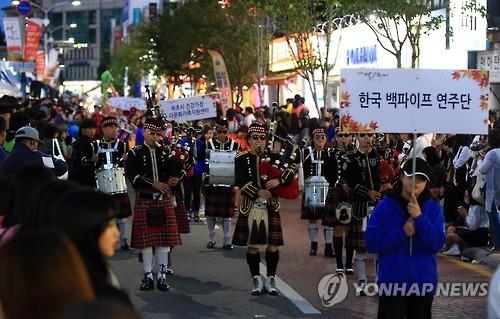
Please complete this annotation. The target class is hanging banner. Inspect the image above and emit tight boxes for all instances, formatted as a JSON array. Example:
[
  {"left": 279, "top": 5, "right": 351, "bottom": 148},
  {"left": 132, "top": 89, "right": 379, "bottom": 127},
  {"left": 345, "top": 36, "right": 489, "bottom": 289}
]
[
  {"left": 23, "top": 18, "right": 42, "bottom": 61},
  {"left": 340, "top": 69, "right": 489, "bottom": 134},
  {"left": 3, "top": 17, "right": 23, "bottom": 61},
  {"left": 107, "top": 97, "right": 146, "bottom": 110},
  {"left": 160, "top": 95, "right": 217, "bottom": 122},
  {"left": 35, "top": 51, "right": 45, "bottom": 79},
  {"left": 207, "top": 49, "right": 233, "bottom": 109}
]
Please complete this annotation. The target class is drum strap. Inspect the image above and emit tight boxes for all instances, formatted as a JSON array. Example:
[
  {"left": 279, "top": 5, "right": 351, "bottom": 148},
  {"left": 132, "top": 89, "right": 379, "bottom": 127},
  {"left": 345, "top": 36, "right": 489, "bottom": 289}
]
[{"left": 308, "top": 146, "right": 323, "bottom": 177}]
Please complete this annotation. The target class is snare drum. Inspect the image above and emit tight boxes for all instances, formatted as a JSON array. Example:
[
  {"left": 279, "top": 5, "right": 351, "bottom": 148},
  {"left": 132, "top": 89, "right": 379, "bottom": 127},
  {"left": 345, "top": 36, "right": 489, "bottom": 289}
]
[
  {"left": 304, "top": 176, "right": 329, "bottom": 208},
  {"left": 206, "top": 150, "right": 236, "bottom": 186},
  {"left": 95, "top": 167, "right": 128, "bottom": 194}
]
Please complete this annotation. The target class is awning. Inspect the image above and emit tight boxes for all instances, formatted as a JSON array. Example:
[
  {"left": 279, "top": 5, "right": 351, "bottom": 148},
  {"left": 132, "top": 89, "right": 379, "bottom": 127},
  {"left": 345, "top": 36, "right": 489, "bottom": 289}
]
[{"left": 262, "top": 72, "right": 297, "bottom": 85}]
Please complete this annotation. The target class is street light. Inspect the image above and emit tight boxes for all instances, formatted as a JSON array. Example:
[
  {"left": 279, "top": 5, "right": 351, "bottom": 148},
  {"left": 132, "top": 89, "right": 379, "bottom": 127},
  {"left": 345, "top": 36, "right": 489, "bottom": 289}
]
[{"left": 11, "top": 0, "right": 20, "bottom": 5}]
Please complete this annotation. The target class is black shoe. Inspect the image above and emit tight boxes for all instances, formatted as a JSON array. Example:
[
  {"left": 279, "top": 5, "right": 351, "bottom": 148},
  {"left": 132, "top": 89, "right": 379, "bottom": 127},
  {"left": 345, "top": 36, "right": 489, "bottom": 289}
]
[
  {"left": 324, "top": 244, "right": 334, "bottom": 257},
  {"left": 309, "top": 241, "right": 318, "bottom": 256},
  {"left": 356, "top": 280, "right": 367, "bottom": 296},
  {"left": 165, "top": 267, "right": 174, "bottom": 275},
  {"left": 223, "top": 244, "right": 234, "bottom": 250},
  {"left": 157, "top": 277, "right": 170, "bottom": 291},
  {"left": 140, "top": 273, "right": 154, "bottom": 291},
  {"left": 207, "top": 241, "right": 216, "bottom": 249},
  {"left": 345, "top": 268, "right": 354, "bottom": 275},
  {"left": 121, "top": 239, "right": 130, "bottom": 251},
  {"left": 194, "top": 216, "right": 201, "bottom": 222}
]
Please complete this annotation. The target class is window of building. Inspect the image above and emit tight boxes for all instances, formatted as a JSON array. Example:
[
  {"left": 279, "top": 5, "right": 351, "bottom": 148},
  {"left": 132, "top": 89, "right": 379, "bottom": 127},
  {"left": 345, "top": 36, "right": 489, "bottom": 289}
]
[
  {"left": 89, "top": 29, "right": 97, "bottom": 44},
  {"left": 89, "top": 10, "right": 97, "bottom": 25}
]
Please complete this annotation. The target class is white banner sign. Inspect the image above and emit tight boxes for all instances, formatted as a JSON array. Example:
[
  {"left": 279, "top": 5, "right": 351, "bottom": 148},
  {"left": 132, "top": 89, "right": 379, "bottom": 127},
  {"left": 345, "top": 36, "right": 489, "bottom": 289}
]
[
  {"left": 340, "top": 69, "right": 489, "bottom": 134},
  {"left": 160, "top": 95, "right": 217, "bottom": 122},
  {"left": 3, "top": 17, "right": 23, "bottom": 61},
  {"left": 107, "top": 97, "right": 146, "bottom": 110}
]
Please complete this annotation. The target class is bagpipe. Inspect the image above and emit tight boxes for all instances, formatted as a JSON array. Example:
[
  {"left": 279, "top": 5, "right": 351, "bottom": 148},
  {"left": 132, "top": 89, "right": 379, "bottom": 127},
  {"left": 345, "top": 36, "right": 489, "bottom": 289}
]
[{"left": 259, "top": 107, "right": 300, "bottom": 200}]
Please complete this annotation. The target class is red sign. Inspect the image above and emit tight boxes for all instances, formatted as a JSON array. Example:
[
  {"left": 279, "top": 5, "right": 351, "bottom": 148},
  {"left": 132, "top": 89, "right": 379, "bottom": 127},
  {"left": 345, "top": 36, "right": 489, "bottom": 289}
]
[
  {"left": 23, "top": 19, "right": 42, "bottom": 61},
  {"left": 35, "top": 51, "right": 45, "bottom": 78}
]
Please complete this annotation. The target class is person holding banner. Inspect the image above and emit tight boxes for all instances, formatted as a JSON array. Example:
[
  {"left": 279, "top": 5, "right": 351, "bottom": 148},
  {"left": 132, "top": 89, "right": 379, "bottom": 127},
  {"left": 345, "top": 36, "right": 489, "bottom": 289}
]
[
  {"left": 203, "top": 119, "right": 241, "bottom": 250},
  {"left": 366, "top": 158, "right": 445, "bottom": 319},
  {"left": 94, "top": 116, "right": 132, "bottom": 251},
  {"left": 125, "top": 118, "right": 182, "bottom": 292},
  {"left": 297, "top": 127, "right": 338, "bottom": 257},
  {"left": 232, "top": 123, "right": 296, "bottom": 296},
  {"left": 341, "top": 132, "right": 382, "bottom": 296}
]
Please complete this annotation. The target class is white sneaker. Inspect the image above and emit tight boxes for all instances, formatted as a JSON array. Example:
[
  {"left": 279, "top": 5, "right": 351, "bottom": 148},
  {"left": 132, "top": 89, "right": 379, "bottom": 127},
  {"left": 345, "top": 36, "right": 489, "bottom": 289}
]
[
  {"left": 443, "top": 244, "right": 461, "bottom": 256},
  {"left": 356, "top": 280, "right": 367, "bottom": 296},
  {"left": 265, "top": 276, "right": 278, "bottom": 296},
  {"left": 251, "top": 276, "right": 263, "bottom": 295}
]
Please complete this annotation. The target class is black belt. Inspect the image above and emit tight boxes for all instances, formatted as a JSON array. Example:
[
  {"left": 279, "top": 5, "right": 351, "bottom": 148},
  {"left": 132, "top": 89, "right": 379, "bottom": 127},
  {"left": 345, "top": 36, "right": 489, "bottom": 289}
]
[{"left": 137, "top": 192, "right": 159, "bottom": 200}]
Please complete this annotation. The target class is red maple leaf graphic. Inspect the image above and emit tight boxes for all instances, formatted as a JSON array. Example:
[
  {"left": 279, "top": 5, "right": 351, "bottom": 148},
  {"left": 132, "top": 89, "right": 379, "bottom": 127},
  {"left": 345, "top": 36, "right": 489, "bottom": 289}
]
[
  {"left": 479, "top": 76, "right": 489, "bottom": 88},
  {"left": 369, "top": 121, "right": 379, "bottom": 130},
  {"left": 452, "top": 71, "right": 461, "bottom": 80},
  {"left": 341, "top": 114, "right": 352, "bottom": 124},
  {"left": 471, "top": 70, "right": 482, "bottom": 81}
]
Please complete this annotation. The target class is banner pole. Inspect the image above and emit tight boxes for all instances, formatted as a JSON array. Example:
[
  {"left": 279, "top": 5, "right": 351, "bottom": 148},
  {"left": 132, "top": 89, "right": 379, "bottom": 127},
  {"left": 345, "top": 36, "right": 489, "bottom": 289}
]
[{"left": 410, "top": 132, "right": 417, "bottom": 257}]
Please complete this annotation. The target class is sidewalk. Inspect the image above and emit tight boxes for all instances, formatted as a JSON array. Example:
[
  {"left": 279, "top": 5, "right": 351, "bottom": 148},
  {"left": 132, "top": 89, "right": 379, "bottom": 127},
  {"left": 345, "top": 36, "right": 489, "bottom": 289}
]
[{"left": 462, "top": 247, "right": 500, "bottom": 272}]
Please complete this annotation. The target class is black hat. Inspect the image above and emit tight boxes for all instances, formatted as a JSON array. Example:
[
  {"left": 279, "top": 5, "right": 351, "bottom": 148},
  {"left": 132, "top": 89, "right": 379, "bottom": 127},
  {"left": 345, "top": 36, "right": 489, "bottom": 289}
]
[
  {"left": 215, "top": 118, "right": 228, "bottom": 129},
  {"left": 402, "top": 158, "right": 431, "bottom": 182},
  {"left": 80, "top": 119, "right": 97, "bottom": 129},
  {"left": 248, "top": 123, "right": 266, "bottom": 135},
  {"left": 0, "top": 95, "right": 17, "bottom": 114},
  {"left": 144, "top": 117, "right": 163, "bottom": 132},
  {"left": 101, "top": 116, "right": 119, "bottom": 127}
]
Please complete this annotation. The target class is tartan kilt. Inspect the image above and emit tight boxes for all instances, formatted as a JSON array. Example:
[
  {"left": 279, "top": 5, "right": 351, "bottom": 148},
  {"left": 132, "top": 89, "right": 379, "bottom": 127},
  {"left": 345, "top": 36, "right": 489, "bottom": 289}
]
[
  {"left": 322, "top": 188, "right": 349, "bottom": 227},
  {"left": 112, "top": 193, "right": 132, "bottom": 219},
  {"left": 131, "top": 197, "right": 182, "bottom": 250},
  {"left": 232, "top": 208, "right": 283, "bottom": 247},
  {"left": 345, "top": 216, "right": 366, "bottom": 253},
  {"left": 204, "top": 186, "right": 236, "bottom": 218},
  {"left": 174, "top": 199, "right": 190, "bottom": 234}
]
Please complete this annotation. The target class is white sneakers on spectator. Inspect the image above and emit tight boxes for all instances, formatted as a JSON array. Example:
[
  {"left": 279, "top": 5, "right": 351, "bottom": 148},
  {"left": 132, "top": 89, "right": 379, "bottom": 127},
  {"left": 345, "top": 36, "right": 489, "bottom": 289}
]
[{"left": 443, "top": 244, "right": 461, "bottom": 256}]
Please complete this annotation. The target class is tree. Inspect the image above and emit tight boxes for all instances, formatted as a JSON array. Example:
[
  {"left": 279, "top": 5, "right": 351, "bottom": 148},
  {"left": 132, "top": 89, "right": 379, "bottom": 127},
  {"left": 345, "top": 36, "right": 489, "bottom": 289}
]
[
  {"left": 145, "top": 0, "right": 265, "bottom": 107},
  {"left": 254, "top": 0, "right": 341, "bottom": 118},
  {"left": 340, "top": 0, "right": 486, "bottom": 69}
]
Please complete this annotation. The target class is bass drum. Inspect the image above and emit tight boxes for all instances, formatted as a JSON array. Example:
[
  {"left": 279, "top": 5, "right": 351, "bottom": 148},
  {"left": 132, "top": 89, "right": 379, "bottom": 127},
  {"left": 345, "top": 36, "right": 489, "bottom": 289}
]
[
  {"left": 95, "top": 167, "right": 128, "bottom": 194},
  {"left": 206, "top": 150, "right": 236, "bottom": 186}
]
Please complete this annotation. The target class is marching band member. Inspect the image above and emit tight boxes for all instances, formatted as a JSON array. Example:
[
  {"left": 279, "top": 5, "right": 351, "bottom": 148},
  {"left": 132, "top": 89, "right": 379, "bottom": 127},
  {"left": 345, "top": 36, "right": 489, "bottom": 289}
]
[
  {"left": 125, "top": 118, "right": 182, "bottom": 292},
  {"left": 341, "top": 132, "right": 382, "bottom": 296},
  {"left": 69, "top": 119, "right": 98, "bottom": 187},
  {"left": 298, "top": 127, "right": 338, "bottom": 257},
  {"left": 94, "top": 116, "right": 131, "bottom": 250},
  {"left": 232, "top": 123, "right": 296, "bottom": 296},
  {"left": 203, "top": 119, "right": 241, "bottom": 250}
]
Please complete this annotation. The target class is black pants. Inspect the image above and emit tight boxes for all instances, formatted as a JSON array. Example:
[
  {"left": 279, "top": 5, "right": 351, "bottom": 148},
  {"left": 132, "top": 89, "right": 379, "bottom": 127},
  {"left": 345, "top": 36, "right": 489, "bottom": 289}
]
[
  {"left": 377, "top": 295, "right": 433, "bottom": 319},
  {"left": 183, "top": 175, "right": 202, "bottom": 212}
]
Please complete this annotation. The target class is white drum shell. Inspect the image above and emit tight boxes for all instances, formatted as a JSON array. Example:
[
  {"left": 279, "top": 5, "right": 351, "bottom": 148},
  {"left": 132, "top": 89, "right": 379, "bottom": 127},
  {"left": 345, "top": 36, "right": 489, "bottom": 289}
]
[
  {"left": 207, "top": 150, "right": 236, "bottom": 186},
  {"left": 96, "top": 167, "right": 128, "bottom": 194},
  {"left": 304, "top": 176, "right": 329, "bottom": 208}
]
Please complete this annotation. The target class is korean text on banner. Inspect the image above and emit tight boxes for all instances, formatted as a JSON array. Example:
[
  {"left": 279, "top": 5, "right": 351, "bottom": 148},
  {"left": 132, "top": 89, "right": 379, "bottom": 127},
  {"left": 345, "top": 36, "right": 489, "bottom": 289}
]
[
  {"left": 24, "top": 19, "right": 42, "bottom": 61},
  {"left": 107, "top": 97, "right": 146, "bottom": 110},
  {"left": 339, "top": 69, "right": 490, "bottom": 135},
  {"left": 2, "top": 17, "right": 23, "bottom": 61},
  {"left": 35, "top": 51, "right": 45, "bottom": 79},
  {"left": 160, "top": 95, "right": 217, "bottom": 122},
  {"left": 207, "top": 50, "right": 233, "bottom": 109}
]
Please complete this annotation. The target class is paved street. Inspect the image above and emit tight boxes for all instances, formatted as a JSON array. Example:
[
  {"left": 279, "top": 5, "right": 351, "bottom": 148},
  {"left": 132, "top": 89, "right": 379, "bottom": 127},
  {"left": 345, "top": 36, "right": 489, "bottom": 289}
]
[{"left": 110, "top": 197, "right": 495, "bottom": 319}]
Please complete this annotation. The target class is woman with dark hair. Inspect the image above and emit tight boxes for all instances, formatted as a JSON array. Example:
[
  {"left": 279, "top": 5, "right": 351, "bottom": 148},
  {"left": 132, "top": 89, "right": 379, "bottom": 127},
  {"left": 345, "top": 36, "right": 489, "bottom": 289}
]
[
  {"left": 62, "top": 300, "right": 141, "bottom": 319},
  {"left": 1, "top": 164, "right": 55, "bottom": 229},
  {"left": 0, "top": 231, "right": 95, "bottom": 319},
  {"left": 479, "top": 128, "right": 500, "bottom": 251},
  {"left": 49, "top": 188, "right": 132, "bottom": 307}
]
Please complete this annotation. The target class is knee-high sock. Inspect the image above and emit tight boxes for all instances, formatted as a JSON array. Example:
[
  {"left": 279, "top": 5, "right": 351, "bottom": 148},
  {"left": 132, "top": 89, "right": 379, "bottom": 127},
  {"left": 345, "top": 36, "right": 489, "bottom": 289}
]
[
  {"left": 308, "top": 223, "right": 318, "bottom": 243},
  {"left": 345, "top": 247, "right": 354, "bottom": 269},
  {"left": 206, "top": 216, "right": 216, "bottom": 242},
  {"left": 117, "top": 218, "right": 128, "bottom": 241},
  {"left": 141, "top": 247, "right": 154, "bottom": 278},
  {"left": 265, "top": 250, "right": 280, "bottom": 277},
  {"left": 246, "top": 252, "right": 261, "bottom": 277},
  {"left": 324, "top": 227, "right": 333, "bottom": 244},
  {"left": 222, "top": 218, "right": 231, "bottom": 245},
  {"left": 332, "top": 236, "right": 344, "bottom": 268},
  {"left": 354, "top": 252, "right": 367, "bottom": 282},
  {"left": 156, "top": 247, "right": 170, "bottom": 279}
]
